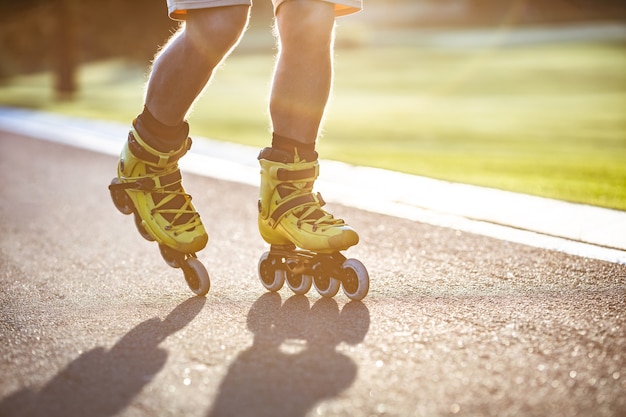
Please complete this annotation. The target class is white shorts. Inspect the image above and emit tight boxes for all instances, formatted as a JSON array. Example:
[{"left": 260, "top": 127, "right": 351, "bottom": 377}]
[{"left": 167, "top": 0, "right": 362, "bottom": 20}]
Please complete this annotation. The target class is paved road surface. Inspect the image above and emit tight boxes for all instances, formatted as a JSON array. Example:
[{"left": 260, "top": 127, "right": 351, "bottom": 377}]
[{"left": 1, "top": 132, "right": 625, "bottom": 417}]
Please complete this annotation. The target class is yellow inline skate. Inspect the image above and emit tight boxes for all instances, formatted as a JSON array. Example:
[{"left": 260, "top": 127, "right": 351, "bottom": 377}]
[
  {"left": 108, "top": 126, "right": 210, "bottom": 296},
  {"left": 256, "top": 147, "right": 369, "bottom": 301}
]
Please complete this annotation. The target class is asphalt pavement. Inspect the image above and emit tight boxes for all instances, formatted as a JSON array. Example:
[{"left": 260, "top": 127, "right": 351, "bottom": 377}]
[{"left": 1, "top": 131, "right": 625, "bottom": 417}]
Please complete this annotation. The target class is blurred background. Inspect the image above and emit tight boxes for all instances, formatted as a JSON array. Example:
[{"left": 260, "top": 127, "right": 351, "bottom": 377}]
[{"left": 0, "top": 0, "right": 625, "bottom": 210}]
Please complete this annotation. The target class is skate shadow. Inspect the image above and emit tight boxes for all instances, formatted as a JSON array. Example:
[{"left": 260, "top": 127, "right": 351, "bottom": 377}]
[
  {"left": 0, "top": 296, "right": 205, "bottom": 417},
  {"left": 207, "top": 293, "right": 370, "bottom": 417}
]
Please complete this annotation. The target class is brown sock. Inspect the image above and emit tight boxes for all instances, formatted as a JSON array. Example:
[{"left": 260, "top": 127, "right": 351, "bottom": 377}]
[
  {"left": 134, "top": 106, "right": 189, "bottom": 152},
  {"left": 271, "top": 133, "right": 318, "bottom": 162}
]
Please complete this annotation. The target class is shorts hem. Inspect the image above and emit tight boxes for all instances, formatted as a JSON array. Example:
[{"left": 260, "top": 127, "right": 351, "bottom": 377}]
[{"left": 168, "top": 0, "right": 252, "bottom": 20}]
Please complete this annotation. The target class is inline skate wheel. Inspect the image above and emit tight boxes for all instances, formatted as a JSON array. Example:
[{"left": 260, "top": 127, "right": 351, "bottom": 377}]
[
  {"left": 258, "top": 252, "right": 285, "bottom": 292},
  {"left": 134, "top": 212, "right": 155, "bottom": 242},
  {"left": 286, "top": 271, "right": 312, "bottom": 295},
  {"left": 109, "top": 178, "right": 134, "bottom": 215},
  {"left": 341, "top": 258, "right": 369, "bottom": 301},
  {"left": 312, "top": 263, "right": 340, "bottom": 298},
  {"left": 183, "top": 257, "right": 210, "bottom": 296},
  {"left": 159, "top": 244, "right": 182, "bottom": 268}
]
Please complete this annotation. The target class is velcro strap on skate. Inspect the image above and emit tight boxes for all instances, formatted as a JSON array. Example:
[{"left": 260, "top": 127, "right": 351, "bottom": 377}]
[
  {"left": 109, "top": 177, "right": 156, "bottom": 191},
  {"left": 269, "top": 193, "right": 317, "bottom": 227},
  {"left": 134, "top": 178, "right": 156, "bottom": 191},
  {"left": 128, "top": 132, "right": 191, "bottom": 168},
  {"left": 276, "top": 166, "right": 318, "bottom": 182},
  {"left": 108, "top": 177, "right": 155, "bottom": 191},
  {"left": 155, "top": 170, "right": 183, "bottom": 190},
  {"left": 112, "top": 170, "right": 182, "bottom": 192}
]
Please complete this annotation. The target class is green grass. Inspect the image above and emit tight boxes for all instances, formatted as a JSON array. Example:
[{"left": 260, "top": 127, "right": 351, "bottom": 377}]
[{"left": 1, "top": 36, "right": 625, "bottom": 210}]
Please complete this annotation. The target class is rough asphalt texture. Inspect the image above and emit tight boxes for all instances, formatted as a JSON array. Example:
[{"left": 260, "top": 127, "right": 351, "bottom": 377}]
[{"left": 0, "top": 133, "right": 625, "bottom": 417}]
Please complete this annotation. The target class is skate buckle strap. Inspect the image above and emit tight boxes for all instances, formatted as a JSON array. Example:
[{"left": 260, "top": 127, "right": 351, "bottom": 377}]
[
  {"left": 110, "top": 170, "right": 183, "bottom": 193},
  {"left": 276, "top": 165, "right": 318, "bottom": 182},
  {"left": 134, "top": 177, "right": 156, "bottom": 191},
  {"left": 108, "top": 177, "right": 155, "bottom": 191},
  {"left": 149, "top": 170, "right": 183, "bottom": 190},
  {"left": 269, "top": 192, "right": 323, "bottom": 228},
  {"left": 128, "top": 131, "right": 191, "bottom": 168}
]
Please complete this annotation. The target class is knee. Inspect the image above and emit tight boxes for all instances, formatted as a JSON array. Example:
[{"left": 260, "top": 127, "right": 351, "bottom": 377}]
[
  {"left": 276, "top": 1, "right": 335, "bottom": 49},
  {"left": 184, "top": 6, "right": 250, "bottom": 59}
]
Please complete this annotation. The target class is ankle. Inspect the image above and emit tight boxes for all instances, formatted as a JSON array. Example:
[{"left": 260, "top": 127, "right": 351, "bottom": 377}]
[
  {"left": 270, "top": 133, "right": 318, "bottom": 162},
  {"left": 134, "top": 106, "right": 189, "bottom": 153}
]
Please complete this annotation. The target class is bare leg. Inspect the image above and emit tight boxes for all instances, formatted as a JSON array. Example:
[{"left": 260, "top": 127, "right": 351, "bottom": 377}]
[
  {"left": 257, "top": 0, "right": 358, "bottom": 250},
  {"left": 111, "top": 6, "right": 249, "bottom": 259},
  {"left": 270, "top": 0, "right": 336, "bottom": 145},
  {"left": 145, "top": 6, "right": 250, "bottom": 127}
]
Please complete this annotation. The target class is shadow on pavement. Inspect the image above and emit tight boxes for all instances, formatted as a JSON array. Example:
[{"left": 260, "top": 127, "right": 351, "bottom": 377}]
[
  {"left": 0, "top": 296, "right": 206, "bottom": 417},
  {"left": 207, "top": 293, "right": 370, "bottom": 417}
]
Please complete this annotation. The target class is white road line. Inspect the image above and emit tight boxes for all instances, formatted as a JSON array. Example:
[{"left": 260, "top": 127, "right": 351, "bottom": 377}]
[{"left": 1, "top": 106, "right": 625, "bottom": 264}]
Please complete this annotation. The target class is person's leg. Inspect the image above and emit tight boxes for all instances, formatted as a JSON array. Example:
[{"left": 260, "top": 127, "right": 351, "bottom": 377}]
[
  {"left": 257, "top": 0, "right": 358, "bottom": 253},
  {"left": 111, "top": 5, "right": 250, "bottom": 255},
  {"left": 146, "top": 6, "right": 250, "bottom": 128},
  {"left": 139, "top": 6, "right": 250, "bottom": 151},
  {"left": 269, "top": 0, "right": 335, "bottom": 148}
]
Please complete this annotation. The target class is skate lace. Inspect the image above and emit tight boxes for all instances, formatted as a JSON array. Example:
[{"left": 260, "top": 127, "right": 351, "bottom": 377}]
[
  {"left": 134, "top": 168, "right": 201, "bottom": 235},
  {"left": 152, "top": 188, "right": 200, "bottom": 235},
  {"left": 278, "top": 183, "right": 345, "bottom": 232}
]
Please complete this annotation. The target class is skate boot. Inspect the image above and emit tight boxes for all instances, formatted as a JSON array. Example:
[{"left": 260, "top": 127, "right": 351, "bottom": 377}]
[
  {"left": 256, "top": 147, "right": 369, "bottom": 301},
  {"left": 108, "top": 126, "right": 210, "bottom": 296}
]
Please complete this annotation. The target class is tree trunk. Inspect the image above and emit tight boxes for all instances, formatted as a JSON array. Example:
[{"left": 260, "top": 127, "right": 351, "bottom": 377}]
[{"left": 53, "top": 0, "right": 78, "bottom": 100}]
